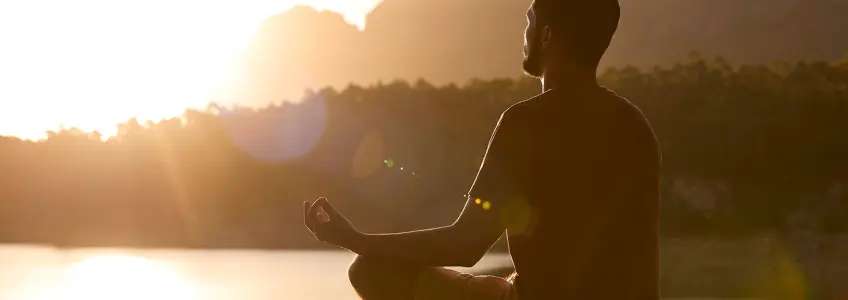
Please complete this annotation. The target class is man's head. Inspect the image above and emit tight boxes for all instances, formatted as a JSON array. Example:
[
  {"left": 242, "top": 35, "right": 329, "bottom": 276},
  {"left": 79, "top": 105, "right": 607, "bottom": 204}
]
[{"left": 522, "top": 0, "right": 620, "bottom": 78}]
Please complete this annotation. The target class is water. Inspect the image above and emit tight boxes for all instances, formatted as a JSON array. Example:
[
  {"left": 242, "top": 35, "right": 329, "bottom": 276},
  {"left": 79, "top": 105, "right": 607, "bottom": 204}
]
[
  {"left": 0, "top": 246, "right": 746, "bottom": 300},
  {"left": 0, "top": 246, "right": 513, "bottom": 300}
]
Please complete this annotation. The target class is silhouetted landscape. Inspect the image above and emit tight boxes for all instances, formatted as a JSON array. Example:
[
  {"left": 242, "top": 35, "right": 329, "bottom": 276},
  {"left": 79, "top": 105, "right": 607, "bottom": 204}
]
[
  {"left": 225, "top": 0, "right": 848, "bottom": 104},
  {"left": 1, "top": 57, "right": 846, "bottom": 250}
]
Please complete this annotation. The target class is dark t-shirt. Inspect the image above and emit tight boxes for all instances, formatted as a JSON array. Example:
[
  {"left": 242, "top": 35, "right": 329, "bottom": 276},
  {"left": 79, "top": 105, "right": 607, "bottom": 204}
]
[{"left": 468, "top": 86, "right": 661, "bottom": 299}]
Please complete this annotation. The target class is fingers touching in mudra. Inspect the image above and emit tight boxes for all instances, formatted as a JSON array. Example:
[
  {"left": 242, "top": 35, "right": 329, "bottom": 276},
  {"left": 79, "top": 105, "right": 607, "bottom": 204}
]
[{"left": 303, "top": 197, "right": 361, "bottom": 249}]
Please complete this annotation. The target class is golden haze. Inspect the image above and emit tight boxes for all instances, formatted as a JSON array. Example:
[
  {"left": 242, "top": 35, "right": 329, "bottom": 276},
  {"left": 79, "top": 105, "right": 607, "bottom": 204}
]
[{"left": 0, "top": 0, "right": 382, "bottom": 140}]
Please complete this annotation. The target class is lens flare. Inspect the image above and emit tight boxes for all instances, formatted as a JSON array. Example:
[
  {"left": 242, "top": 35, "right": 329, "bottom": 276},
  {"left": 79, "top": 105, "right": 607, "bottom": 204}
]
[
  {"left": 499, "top": 197, "right": 534, "bottom": 235},
  {"left": 221, "top": 94, "right": 327, "bottom": 162},
  {"left": 351, "top": 131, "right": 385, "bottom": 178}
]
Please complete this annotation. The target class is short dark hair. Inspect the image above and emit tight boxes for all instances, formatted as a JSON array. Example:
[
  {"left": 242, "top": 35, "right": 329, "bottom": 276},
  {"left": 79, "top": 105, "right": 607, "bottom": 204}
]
[{"left": 533, "top": 0, "right": 620, "bottom": 70}]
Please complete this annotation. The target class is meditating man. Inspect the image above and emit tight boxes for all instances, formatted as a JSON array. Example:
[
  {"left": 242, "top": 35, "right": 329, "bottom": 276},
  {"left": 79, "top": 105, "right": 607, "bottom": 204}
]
[{"left": 303, "top": 0, "right": 661, "bottom": 299}]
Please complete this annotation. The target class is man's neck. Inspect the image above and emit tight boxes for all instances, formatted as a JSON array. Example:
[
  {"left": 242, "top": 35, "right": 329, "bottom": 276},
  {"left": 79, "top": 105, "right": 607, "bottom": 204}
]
[{"left": 540, "top": 66, "right": 598, "bottom": 93}]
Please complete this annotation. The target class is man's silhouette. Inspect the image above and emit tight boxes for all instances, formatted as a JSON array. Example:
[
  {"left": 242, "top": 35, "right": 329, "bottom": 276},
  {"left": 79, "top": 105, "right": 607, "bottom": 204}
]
[{"left": 303, "top": 0, "right": 661, "bottom": 299}]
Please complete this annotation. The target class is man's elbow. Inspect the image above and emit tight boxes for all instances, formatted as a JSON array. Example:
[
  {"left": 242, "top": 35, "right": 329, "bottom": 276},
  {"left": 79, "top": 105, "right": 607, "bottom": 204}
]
[{"left": 448, "top": 228, "right": 501, "bottom": 267}]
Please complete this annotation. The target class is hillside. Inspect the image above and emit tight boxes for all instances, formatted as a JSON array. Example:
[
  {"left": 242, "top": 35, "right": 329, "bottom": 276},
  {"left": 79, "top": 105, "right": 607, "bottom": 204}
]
[{"left": 224, "top": 0, "right": 848, "bottom": 104}]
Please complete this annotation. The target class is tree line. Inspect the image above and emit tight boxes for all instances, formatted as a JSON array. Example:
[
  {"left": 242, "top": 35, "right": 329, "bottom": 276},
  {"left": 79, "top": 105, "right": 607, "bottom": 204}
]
[{"left": 0, "top": 56, "right": 846, "bottom": 249}]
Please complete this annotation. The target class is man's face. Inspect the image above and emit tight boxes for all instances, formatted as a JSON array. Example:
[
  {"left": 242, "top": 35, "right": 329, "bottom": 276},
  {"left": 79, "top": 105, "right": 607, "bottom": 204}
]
[{"left": 522, "top": 5, "right": 544, "bottom": 78}]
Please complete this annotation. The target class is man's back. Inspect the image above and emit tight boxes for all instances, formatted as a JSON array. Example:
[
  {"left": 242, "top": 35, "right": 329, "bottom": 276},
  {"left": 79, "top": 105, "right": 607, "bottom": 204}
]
[{"left": 504, "top": 86, "right": 661, "bottom": 299}]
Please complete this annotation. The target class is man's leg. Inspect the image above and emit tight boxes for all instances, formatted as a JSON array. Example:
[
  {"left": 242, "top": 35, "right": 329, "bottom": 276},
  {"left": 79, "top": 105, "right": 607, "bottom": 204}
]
[
  {"left": 348, "top": 255, "right": 422, "bottom": 300},
  {"left": 348, "top": 255, "right": 518, "bottom": 300}
]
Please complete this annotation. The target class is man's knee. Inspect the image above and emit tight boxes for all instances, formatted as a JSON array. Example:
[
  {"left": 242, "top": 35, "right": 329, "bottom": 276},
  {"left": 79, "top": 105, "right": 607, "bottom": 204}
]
[
  {"left": 348, "top": 256, "right": 383, "bottom": 289},
  {"left": 348, "top": 256, "right": 420, "bottom": 300}
]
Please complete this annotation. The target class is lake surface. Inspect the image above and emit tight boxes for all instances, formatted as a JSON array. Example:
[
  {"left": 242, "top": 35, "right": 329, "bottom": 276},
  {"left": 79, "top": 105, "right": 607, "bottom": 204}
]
[
  {"left": 0, "top": 245, "right": 748, "bottom": 300},
  {"left": 0, "top": 246, "right": 513, "bottom": 300}
]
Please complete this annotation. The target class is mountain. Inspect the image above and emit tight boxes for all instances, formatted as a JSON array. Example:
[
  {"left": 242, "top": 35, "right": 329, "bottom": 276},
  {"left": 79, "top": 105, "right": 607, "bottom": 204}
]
[
  {"left": 224, "top": 0, "right": 848, "bottom": 105},
  {"left": 612, "top": 0, "right": 848, "bottom": 66}
]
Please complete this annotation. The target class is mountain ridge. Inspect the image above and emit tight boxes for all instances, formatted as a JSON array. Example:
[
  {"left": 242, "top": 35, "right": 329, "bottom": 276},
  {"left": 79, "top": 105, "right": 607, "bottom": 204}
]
[{"left": 223, "top": 0, "right": 847, "bottom": 105}]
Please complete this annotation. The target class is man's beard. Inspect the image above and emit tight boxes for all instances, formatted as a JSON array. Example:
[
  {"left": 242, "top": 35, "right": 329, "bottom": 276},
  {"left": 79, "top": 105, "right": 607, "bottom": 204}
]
[{"left": 522, "top": 38, "right": 544, "bottom": 78}]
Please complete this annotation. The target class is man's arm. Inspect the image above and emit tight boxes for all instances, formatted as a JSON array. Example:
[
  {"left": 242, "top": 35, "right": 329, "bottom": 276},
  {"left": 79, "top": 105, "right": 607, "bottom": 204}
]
[
  {"left": 344, "top": 196, "right": 505, "bottom": 267},
  {"left": 340, "top": 108, "right": 530, "bottom": 267}
]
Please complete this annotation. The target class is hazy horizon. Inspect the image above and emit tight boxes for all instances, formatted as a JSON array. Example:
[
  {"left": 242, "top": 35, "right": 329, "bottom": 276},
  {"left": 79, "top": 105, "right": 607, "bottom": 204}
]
[
  {"left": 0, "top": 0, "right": 383, "bottom": 140},
  {"left": 0, "top": 0, "right": 845, "bottom": 141}
]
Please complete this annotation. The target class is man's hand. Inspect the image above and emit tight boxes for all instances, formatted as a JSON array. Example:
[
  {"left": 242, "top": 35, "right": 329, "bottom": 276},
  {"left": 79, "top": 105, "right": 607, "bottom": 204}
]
[{"left": 303, "top": 197, "right": 361, "bottom": 249}]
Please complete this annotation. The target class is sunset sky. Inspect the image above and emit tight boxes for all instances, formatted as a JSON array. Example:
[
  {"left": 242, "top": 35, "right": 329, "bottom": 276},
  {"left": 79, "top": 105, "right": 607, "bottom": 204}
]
[{"left": 0, "top": 0, "right": 382, "bottom": 140}]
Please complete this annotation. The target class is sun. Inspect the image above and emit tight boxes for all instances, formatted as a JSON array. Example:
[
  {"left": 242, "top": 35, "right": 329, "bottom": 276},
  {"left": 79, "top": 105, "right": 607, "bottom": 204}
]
[
  {"left": 0, "top": 0, "right": 383, "bottom": 141},
  {"left": 48, "top": 255, "right": 198, "bottom": 300}
]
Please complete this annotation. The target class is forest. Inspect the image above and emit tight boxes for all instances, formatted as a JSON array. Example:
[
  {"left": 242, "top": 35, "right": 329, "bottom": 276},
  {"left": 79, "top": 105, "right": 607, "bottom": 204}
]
[{"left": 0, "top": 56, "right": 846, "bottom": 248}]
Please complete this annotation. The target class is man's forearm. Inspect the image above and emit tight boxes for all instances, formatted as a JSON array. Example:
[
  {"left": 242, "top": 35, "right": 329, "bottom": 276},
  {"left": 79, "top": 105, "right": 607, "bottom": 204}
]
[{"left": 346, "top": 224, "right": 478, "bottom": 267}]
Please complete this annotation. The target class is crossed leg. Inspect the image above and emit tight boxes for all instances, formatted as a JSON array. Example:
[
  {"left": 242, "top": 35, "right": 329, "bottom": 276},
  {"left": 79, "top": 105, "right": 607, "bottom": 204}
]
[{"left": 347, "top": 255, "right": 517, "bottom": 300}]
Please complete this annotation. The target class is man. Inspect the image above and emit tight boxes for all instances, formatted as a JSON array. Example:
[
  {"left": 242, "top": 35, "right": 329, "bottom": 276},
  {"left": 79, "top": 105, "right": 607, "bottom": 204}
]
[{"left": 303, "top": 0, "right": 661, "bottom": 299}]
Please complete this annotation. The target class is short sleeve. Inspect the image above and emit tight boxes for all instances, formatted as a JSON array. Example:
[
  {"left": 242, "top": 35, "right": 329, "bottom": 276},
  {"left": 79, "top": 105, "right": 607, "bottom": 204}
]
[{"left": 467, "top": 108, "right": 531, "bottom": 206}]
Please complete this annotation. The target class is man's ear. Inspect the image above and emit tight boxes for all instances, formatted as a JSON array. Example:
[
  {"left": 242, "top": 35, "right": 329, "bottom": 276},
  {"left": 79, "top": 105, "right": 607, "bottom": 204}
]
[{"left": 540, "top": 25, "right": 553, "bottom": 50}]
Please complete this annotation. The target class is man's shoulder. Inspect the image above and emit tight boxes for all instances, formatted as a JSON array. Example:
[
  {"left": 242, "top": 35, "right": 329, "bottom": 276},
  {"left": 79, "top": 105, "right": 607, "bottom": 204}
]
[
  {"left": 587, "top": 88, "right": 652, "bottom": 128},
  {"left": 499, "top": 87, "right": 652, "bottom": 129},
  {"left": 501, "top": 90, "right": 556, "bottom": 119},
  {"left": 599, "top": 90, "right": 661, "bottom": 160}
]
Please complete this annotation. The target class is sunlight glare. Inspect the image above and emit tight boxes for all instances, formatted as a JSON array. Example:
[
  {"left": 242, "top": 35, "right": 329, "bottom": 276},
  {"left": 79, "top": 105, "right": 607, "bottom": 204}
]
[
  {"left": 50, "top": 255, "right": 197, "bottom": 300},
  {"left": 0, "top": 0, "right": 382, "bottom": 140}
]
